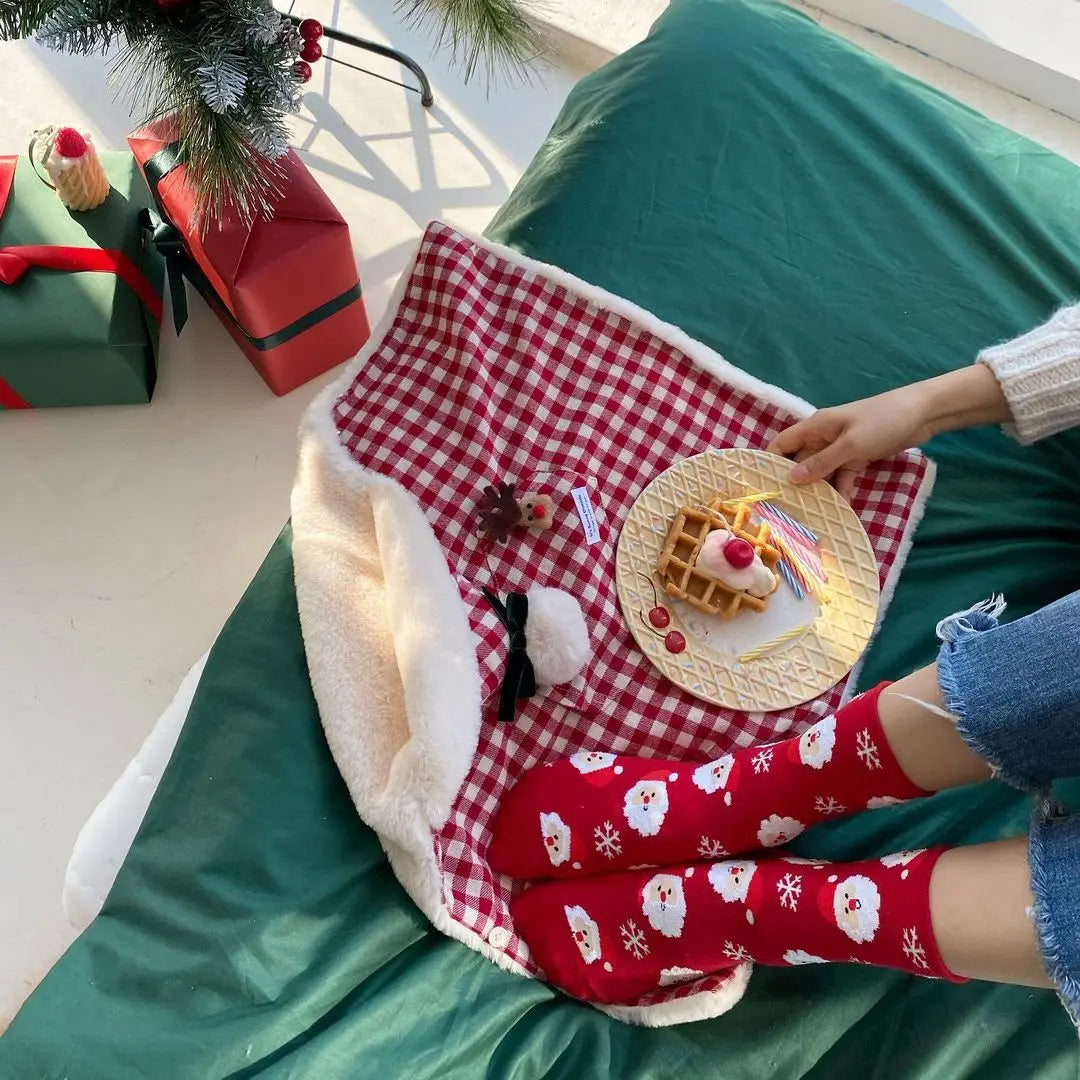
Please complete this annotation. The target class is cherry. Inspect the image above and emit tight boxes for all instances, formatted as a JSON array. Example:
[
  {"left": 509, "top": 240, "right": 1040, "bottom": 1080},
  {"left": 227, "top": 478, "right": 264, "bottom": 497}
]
[
  {"left": 724, "top": 537, "right": 755, "bottom": 569},
  {"left": 665, "top": 631, "right": 686, "bottom": 654},
  {"left": 648, "top": 606, "right": 670, "bottom": 628}
]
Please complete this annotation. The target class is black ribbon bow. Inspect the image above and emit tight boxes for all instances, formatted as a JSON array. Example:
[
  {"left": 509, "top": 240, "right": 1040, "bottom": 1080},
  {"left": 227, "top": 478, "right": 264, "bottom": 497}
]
[
  {"left": 139, "top": 206, "right": 189, "bottom": 333},
  {"left": 481, "top": 588, "right": 537, "bottom": 724}
]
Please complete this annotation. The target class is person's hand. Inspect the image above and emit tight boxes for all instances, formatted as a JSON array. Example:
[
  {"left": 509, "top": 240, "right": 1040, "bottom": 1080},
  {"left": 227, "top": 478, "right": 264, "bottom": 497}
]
[{"left": 768, "top": 382, "right": 938, "bottom": 500}]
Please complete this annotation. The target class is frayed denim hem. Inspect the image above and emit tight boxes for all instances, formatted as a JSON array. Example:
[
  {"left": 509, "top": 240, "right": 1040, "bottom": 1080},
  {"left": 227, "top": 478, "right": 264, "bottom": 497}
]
[
  {"left": 935, "top": 597, "right": 1046, "bottom": 796},
  {"left": 1029, "top": 804, "right": 1080, "bottom": 1031}
]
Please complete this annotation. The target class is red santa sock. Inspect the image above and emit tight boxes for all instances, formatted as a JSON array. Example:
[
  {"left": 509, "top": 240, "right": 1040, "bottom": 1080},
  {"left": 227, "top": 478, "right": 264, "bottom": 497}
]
[
  {"left": 511, "top": 846, "right": 963, "bottom": 1004},
  {"left": 489, "top": 683, "right": 926, "bottom": 879}
]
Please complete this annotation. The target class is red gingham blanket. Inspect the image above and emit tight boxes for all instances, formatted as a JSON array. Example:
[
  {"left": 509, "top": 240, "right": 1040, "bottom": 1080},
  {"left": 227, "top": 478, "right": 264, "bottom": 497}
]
[{"left": 295, "top": 222, "right": 933, "bottom": 1022}]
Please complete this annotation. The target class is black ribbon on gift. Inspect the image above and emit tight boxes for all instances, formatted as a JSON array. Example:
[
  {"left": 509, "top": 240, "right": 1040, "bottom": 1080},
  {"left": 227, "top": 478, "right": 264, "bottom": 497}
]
[
  {"left": 139, "top": 142, "right": 364, "bottom": 347},
  {"left": 481, "top": 587, "right": 537, "bottom": 724},
  {"left": 138, "top": 206, "right": 189, "bottom": 333}
]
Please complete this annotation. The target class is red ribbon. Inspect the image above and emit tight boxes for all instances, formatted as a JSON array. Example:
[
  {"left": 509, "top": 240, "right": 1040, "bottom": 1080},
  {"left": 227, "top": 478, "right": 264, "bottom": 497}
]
[{"left": 0, "top": 154, "right": 163, "bottom": 410}]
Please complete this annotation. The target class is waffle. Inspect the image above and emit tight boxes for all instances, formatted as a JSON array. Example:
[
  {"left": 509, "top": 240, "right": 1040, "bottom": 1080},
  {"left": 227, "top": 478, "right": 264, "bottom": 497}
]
[{"left": 656, "top": 499, "right": 782, "bottom": 617}]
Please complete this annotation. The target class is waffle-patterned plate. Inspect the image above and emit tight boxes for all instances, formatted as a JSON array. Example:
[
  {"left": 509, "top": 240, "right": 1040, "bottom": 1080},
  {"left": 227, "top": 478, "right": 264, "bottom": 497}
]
[{"left": 615, "top": 449, "right": 880, "bottom": 710}]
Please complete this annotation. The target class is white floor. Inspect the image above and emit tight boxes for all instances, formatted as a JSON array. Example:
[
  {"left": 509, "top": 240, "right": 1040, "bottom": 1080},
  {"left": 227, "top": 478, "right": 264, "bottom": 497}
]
[{"left": 2, "top": 0, "right": 1079, "bottom": 1029}]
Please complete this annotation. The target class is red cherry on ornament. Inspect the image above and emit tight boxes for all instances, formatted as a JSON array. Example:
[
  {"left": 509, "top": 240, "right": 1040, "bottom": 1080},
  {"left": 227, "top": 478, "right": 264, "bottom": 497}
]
[
  {"left": 300, "top": 40, "right": 322, "bottom": 63},
  {"left": 293, "top": 60, "right": 313, "bottom": 83},
  {"left": 298, "top": 17, "right": 323, "bottom": 40},
  {"left": 665, "top": 631, "right": 687, "bottom": 654},
  {"left": 648, "top": 606, "right": 670, "bottom": 629},
  {"left": 723, "top": 537, "right": 755, "bottom": 570}
]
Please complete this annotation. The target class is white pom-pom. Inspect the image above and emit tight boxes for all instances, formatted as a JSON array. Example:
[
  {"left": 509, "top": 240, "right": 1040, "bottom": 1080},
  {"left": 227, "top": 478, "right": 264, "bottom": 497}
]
[{"left": 525, "top": 586, "right": 591, "bottom": 687}]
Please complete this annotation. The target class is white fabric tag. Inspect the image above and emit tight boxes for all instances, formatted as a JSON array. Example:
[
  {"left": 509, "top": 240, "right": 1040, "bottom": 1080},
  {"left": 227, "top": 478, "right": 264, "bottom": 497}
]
[{"left": 571, "top": 486, "right": 601, "bottom": 545}]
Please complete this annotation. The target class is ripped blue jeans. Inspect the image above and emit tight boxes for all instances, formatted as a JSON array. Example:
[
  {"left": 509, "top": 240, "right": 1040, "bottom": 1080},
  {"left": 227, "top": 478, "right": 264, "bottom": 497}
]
[{"left": 938, "top": 591, "right": 1080, "bottom": 1023}]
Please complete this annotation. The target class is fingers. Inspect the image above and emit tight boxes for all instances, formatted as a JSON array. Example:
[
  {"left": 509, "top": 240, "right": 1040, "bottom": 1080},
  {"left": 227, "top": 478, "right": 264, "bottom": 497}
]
[
  {"left": 788, "top": 438, "right": 853, "bottom": 485},
  {"left": 767, "top": 422, "right": 809, "bottom": 459},
  {"left": 834, "top": 465, "right": 862, "bottom": 502}
]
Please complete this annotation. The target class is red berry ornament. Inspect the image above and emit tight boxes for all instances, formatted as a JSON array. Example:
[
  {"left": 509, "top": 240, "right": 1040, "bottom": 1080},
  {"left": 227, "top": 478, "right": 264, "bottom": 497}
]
[
  {"left": 53, "top": 127, "right": 87, "bottom": 158},
  {"left": 664, "top": 631, "right": 687, "bottom": 654},
  {"left": 300, "top": 40, "right": 322, "bottom": 63},
  {"left": 648, "top": 607, "right": 670, "bottom": 629},
  {"left": 293, "top": 59, "right": 313, "bottom": 83},
  {"left": 723, "top": 537, "right": 755, "bottom": 570},
  {"left": 298, "top": 17, "right": 323, "bottom": 40}
]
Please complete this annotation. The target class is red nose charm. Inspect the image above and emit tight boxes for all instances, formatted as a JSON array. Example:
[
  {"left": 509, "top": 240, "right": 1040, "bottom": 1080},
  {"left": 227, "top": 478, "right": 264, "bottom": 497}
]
[
  {"left": 518, "top": 492, "right": 555, "bottom": 532},
  {"left": 724, "top": 537, "right": 755, "bottom": 569}
]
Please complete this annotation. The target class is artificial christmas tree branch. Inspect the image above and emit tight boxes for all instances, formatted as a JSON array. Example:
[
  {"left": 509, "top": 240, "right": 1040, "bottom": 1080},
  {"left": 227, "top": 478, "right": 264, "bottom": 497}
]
[{"left": 1, "top": 0, "right": 541, "bottom": 222}]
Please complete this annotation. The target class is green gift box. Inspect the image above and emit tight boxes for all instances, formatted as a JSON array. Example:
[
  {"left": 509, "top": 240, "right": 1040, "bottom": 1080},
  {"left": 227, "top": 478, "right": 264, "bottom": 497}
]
[{"left": 0, "top": 152, "right": 165, "bottom": 409}]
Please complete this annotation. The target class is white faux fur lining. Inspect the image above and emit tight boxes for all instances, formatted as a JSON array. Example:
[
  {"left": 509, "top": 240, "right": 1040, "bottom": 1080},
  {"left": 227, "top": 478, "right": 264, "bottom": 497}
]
[
  {"left": 291, "top": 222, "right": 934, "bottom": 1026},
  {"left": 292, "top": 416, "right": 481, "bottom": 852}
]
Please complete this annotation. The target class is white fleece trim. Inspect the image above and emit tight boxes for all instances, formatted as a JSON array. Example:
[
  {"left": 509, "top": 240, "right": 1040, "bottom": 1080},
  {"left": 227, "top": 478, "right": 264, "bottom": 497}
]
[
  {"left": 292, "top": 222, "right": 931, "bottom": 1026},
  {"left": 292, "top": 422, "right": 481, "bottom": 852},
  {"left": 599, "top": 963, "right": 753, "bottom": 1026}
]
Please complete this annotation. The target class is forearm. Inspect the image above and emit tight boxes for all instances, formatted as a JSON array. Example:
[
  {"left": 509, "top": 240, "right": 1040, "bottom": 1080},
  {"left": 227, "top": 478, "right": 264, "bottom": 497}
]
[{"left": 922, "top": 364, "right": 1011, "bottom": 437}]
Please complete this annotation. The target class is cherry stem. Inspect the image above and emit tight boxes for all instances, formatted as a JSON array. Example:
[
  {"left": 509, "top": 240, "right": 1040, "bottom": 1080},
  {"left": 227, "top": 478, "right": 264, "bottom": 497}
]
[
  {"left": 636, "top": 571, "right": 660, "bottom": 609},
  {"left": 639, "top": 610, "right": 665, "bottom": 639}
]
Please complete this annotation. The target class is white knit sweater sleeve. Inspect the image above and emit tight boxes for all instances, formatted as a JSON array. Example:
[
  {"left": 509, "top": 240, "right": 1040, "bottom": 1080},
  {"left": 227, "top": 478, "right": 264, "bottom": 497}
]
[{"left": 978, "top": 302, "right": 1080, "bottom": 444}]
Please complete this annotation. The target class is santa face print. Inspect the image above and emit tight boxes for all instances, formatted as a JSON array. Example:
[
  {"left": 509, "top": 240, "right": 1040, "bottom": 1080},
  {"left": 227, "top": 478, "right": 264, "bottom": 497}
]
[
  {"left": 757, "top": 813, "right": 805, "bottom": 848},
  {"left": 570, "top": 750, "right": 617, "bottom": 775},
  {"left": 866, "top": 796, "right": 903, "bottom": 809},
  {"left": 692, "top": 754, "right": 735, "bottom": 797},
  {"left": 641, "top": 873, "right": 687, "bottom": 938},
  {"left": 564, "top": 904, "right": 602, "bottom": 964},
  {"left": 623, "top": 779, "right": 670, "bottom": 836},
  {"left": 659, "top": 966, "right": 703, "bottom": 987},
  {"left": 783, "top": 949, "right": 827, "bottom": 965},
  {"left": 880, "top": 849, "right": 925, "bottom": 869},
  {"left": 831, "top": 874, "right": 881, "bottom": 943},
  {"left": 797, "top": 715, "right": 836, "bottom": 769},
  {"left": 708, "top": 860, "right": 758, "bottom": 904},
  {"left": 539, "top": 811, "right": 571, "bottom": 867}
]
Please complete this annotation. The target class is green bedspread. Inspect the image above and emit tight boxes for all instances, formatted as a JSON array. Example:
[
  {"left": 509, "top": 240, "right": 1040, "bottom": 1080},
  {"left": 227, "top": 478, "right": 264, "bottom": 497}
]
[{"left": 6, "top": 1, "right": 1080, "bottom": 1075}]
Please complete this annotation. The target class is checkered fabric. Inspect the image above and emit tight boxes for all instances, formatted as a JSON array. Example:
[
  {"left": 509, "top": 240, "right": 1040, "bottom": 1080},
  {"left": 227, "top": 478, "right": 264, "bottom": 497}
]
[{"left": 331, "top": 223, "right": 931, "bottom": 1005}]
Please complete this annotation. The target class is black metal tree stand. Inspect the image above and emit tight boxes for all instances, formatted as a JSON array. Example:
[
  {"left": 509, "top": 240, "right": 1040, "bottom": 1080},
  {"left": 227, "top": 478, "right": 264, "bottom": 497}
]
[{"left": 285, "top": 10, "right": 435, "bottom": 108}]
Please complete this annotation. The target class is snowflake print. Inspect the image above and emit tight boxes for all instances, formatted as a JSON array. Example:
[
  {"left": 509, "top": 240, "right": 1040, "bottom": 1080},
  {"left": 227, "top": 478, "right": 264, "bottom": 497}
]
[
  {"left": 776, "top": 872, "right": 803, "bottom": 910},
  {"left": 856, "top": 728, "right": 882, "bottom": 770},
  {"left": 698, "top": 836, "right": 728, "bottom": 859},
  {"left": 752, "top": 748, "right": 773, "bottom": 774},
  {"left": 594, "top": 820, "right": 623, "bottom": 859},
  {"left": 902, "top": 927, "right": 929, "bottom": 970},
  {"left": 722, "top": 940, "right": 752, "bottom": 962},
  {"left": 814, "top": 795, "right": 847, "bottom": 816},
  {"left": 620, "top": 919, "right": 650, "bottom": 959}
]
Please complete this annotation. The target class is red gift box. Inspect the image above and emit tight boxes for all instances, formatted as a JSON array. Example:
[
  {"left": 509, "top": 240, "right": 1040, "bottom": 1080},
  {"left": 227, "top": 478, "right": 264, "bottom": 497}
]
[{"left": 128, "top": 119, "right": 370, "bottom": 396}]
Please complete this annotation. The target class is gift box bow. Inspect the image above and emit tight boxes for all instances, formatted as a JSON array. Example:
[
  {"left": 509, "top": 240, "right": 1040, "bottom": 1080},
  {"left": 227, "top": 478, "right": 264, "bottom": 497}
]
[
  {"left": 0, "top": 154, "right": 163, "bottom": 409},
  {"left": 137, "top": 141, "right": 363, "bottom": 350}
]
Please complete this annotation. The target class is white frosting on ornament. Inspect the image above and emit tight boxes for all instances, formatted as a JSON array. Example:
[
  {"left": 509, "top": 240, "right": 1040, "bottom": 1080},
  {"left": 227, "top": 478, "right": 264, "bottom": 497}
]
[
  {"left": 46, "top": 139, "right": 90, "bottom": 180},
  {"left": 696, "top": 529, "right": 776, "bottom": 598}
]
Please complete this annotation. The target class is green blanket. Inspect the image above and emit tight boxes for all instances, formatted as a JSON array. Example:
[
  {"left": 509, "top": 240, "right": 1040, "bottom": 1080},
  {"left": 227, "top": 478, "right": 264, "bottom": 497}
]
[{"left": 6, "top": 1, "right": 1080, "bottom": 1075}]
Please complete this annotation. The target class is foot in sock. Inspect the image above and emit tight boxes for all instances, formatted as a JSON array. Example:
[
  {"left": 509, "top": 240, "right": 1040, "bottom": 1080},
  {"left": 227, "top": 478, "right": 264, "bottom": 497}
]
[
  {"left": 511, "top": 847, "right": 962, "bottom": 1004},
  {"left": 489, "top": 683, "right": 926, "bottom": 879}
]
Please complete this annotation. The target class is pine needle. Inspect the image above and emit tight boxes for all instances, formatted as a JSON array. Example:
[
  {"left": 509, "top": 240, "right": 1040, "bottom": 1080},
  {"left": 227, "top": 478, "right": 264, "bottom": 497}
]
[
  {"left": 7, "top": 0, "right": 545, "bottom": 221},
  {"left": 395, "top": 0, "right": 545, "bottom": 82}
]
